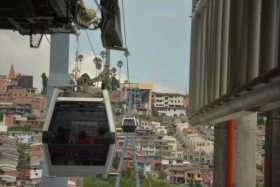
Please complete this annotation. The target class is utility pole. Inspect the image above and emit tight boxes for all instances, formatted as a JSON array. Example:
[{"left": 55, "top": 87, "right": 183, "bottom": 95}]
[{"left": 41, "top": 34, "right": 69, "bottom": 187}]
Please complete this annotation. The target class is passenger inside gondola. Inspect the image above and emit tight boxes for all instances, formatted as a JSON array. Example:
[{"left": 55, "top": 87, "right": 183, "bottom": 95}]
[
  {"left": 47, "top": 101, "right": 111, "bottom": 166},
  {"left": 79, "top": 131, "right": 91, "bottom": 144}
]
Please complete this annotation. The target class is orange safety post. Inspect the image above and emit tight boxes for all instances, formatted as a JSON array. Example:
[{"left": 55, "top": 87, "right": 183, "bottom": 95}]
[{"left": 226, "top": 119, "right": 235, "bottom": 187}]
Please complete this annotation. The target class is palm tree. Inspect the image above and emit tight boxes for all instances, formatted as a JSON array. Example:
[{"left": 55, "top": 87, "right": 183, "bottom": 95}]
[
  {"left": 117, "top": 60, "right": 123, "bottom": 82},
  {"left": 93, "top": 56, "right": 103, "bottom": 77}
]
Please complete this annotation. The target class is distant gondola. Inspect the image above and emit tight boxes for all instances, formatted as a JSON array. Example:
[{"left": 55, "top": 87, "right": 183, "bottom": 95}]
[
  {"left": 122, "top": 117, "right": 137, "bottom": 133},
  {"left": 42, "top": 89, "right": 115, "bottom": 177}
]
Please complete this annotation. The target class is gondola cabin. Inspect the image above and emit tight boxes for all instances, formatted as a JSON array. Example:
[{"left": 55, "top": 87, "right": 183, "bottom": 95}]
[
  {"left": 42, "top": 89, "right": 115, "bottom": 177},
  {"left": 122, "top": 117, "right": 137, "bottom": 133}
]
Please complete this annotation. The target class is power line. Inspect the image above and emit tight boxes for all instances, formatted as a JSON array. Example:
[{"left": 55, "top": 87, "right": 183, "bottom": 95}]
[
  {"left": 121, "top": 0, "right": 128, "bottom": 48},
  {"left": 93, "top": 0, "right": 102, "bottom": 12},
  {"left": 121, "top": 0, "right": 130, "bottom": 83},
  {"left": 44, "top": 35, "right": 50, "bottom": 45}
]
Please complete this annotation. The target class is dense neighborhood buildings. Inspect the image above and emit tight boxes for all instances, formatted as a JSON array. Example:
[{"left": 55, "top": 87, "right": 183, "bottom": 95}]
[
  {"left": 0, "top": 66, "right": 45, "bottom": 186},
  {"left": 0, "top": 67, "right": 230, "bottom": 186}
]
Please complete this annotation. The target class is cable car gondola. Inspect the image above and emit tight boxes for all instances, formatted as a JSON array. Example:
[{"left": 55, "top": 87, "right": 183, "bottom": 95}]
[
  {"left": 42, "top": 89, "right": 115, "bottom": 177},
  {"left": 122, "top": 117, "right": 137, "bottom": 133}
]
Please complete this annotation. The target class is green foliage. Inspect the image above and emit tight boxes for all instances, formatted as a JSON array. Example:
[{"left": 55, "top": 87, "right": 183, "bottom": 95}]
[
  {"left": 8, "top": 126, "right": 30, "bottom": 132},
  {"left": 189, "top": 181, "right": 203, "bottom": 187},
  {"left": 111, "top": 76, "right": 120, "bottom": 91},
  {"left": 0, "top": 113, "right": 3, "bottom": 121},
  {"left": 83, "top": 175, "right": 175, "bottom": 187},
  {"left": 112, "top": 158, "right": 120, "bottom": 169},
  {"left": 158, "top": 170, "right": 167, "bottom": 180}
]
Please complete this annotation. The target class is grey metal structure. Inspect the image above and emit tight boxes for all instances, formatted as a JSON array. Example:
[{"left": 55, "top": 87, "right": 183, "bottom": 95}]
[
  {"left": 115, "top": 134, "right": 141, "bottom": 187},
  {"left": 189, "top": 0, "right": 280, "bottom": 124},
  {"left": 189, "top": 0, "right": 280, "bottom": 186},
  {"left": 41, "top": 34, "right": 69, "bottom": 187}
]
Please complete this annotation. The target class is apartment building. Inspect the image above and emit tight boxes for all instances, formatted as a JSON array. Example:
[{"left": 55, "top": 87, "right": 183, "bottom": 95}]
[
  {"left": 0, "top": 136, "right": 18, "bottom": 186},
  {"left": 168, "top": 163, "right": 202, "bottom": 185},
  {"left": 152, "top": 92, "right": 188, "bottom": 117},
  {"left": 122, "top": 83, "right": 154, "bottom": 115}
]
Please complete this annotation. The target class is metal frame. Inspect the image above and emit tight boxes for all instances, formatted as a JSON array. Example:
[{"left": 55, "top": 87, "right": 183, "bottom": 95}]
[
  {"left": 115, "top": 134, "right": 140, "bottom": 187},
  {"left": 42, "top": 88, "right": 116, "bottom": 177}
]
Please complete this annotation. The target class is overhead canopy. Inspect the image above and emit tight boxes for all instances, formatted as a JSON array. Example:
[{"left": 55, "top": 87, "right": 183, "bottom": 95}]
[
  {"left": 0, "top": 0, "right": 96, "bottom": 34},
  {"left": 100, "top": 0, "right": 123, "bottom": 49}
]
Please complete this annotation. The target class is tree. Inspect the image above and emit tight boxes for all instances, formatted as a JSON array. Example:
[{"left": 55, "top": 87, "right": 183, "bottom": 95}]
[
  {"left": 111, "top": 76, "right": 120, "bottom": 91},
  {"left": 158, "top": 170, "right": 167, "bottom": 180},
  {"left": 0, "top": 113, "right": 3, "bottom": 121}
]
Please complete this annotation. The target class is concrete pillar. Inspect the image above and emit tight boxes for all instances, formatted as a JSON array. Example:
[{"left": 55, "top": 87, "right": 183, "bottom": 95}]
[
  {"left": 260, "top": 0, "right": 280, "bottom": 73},
  {"left": 41, "top": 34, "right": 69, "bottom": 187},
  {"left": 234, "top": 113, "right": 257, "bottom": 187},
  {"left": 211, "top": 0, "right": 218, "bottom": 102},
  {"left": 47, "top": 34, "right": 70, "bottom": 99},
  {"left": 195, "top": 13, "right": 202, "bottom": 110},
  {"left": 213, "top": 123, "right": 227, "bottom": 187},
  {"left": 229, "top": 0, "right": 246, "bottom": 90},
  {"left": 205, "top": 1, "right": 212, "bottom": 105},
  {"left": 265, "top": 109, "right": 280, "bottom": 187},
  {"left": 208, "top": 0, "right": 214, "bottom": 103},
  {"left": 214, "top": 0, "right": 223, "bottom": 99},
  {"left": 200, "top": 9, "right": 207, "bottom": 108},
  {"left": 247, "top": 0, "right": 262, "bottom": 80},
  {"left": 220, "top": 0, "right": 230, "bottom": 96},
  {"left": 201, "top": 9, "right": 207, "bottom": 107},
  {"left": 189, "top": 14, "right": 200, "bottom": 113}
]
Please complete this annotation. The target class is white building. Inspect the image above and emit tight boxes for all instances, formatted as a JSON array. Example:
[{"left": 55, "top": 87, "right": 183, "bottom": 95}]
[
  {"left": 155, "top": 126, "right": 167, "bottom": 137},
  {"left": 152, "top": 92, "right": 188, "bottom": 117}
]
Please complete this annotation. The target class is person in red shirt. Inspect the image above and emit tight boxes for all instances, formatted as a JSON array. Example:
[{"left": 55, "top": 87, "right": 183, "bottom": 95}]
[{"left": 78, "top": 131, "right": 91, "bottom": 144}]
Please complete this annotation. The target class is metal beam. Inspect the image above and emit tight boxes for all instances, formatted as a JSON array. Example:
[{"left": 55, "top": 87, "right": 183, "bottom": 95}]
[
  {"left": 191, "top": 80, "right": 280, "bottom": 125},
  {"left": 213, "top": 123, "right": 227, "bottom": 187},
  {"left": 7, "top": 18, "right": 22, "bottom": 30}
]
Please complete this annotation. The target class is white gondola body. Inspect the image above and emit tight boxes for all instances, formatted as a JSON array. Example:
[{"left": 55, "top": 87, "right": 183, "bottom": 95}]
[{"left": 42, "top": 89, "right": 115, "bottom": 177}]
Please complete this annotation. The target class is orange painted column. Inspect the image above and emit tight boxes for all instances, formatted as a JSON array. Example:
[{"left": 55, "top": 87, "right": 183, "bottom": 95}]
[{"left": 226, "top": 119, "right": 235, "bottom": 187}]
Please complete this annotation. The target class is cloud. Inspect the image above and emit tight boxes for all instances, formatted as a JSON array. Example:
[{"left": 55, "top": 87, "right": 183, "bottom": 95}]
[
  {"left": 0, "top": 30, "right": 50, "bottom": 90},
  {"left": 154, "top": 84, "right": 186, "bottom": 95}
]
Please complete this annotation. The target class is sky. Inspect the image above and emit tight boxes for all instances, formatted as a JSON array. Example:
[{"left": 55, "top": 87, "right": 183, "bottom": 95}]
[{"left": 0, "top": 0, "right": 192, "bottom": 94}]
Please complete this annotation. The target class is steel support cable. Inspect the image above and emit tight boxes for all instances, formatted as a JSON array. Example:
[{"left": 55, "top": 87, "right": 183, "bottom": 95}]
[
  {"left": 44, "top": 35, "right": 50, "bottom": 44},
  {"left": 120, "top": 0, "right": 132, "bottom": 114},
  {"left": 84, "top": 30, "right": 97, "bottom": 56},
  {"left": 93, "top": 0, "right": 102, "bottom": 12},
  {"left": 121, "top": 0, "right": 130, "bottom": 83}
]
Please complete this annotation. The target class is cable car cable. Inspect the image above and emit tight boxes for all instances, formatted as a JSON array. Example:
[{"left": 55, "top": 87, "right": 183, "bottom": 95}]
[
  {"left": 84, "top": 30, "right": 97, "bottom": 56},
  {"left": 121, "top": 0, "right": 130, "bottom": 84},
  {"left": 44, "top": 35, "right": 50, "bottom": 45}
]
